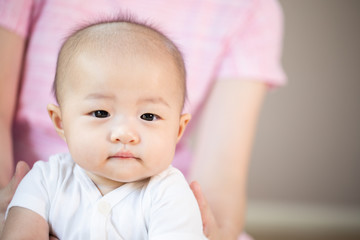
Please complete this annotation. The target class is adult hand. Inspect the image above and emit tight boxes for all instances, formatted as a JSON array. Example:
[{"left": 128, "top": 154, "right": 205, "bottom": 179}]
[
  {"left": 190, "top": 181, "right": 238, "bottom": 240},
  {"left": 0, "top": 161, "right": 30, "bottom": 235},
  {"left": 0, "top": 161, "right": 59, "bottom": 240}
]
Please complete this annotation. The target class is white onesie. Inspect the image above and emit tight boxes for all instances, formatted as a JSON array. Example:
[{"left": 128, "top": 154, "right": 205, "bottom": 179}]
[{"left": 8, "top": 153, "right": 207, "bottom": 240}]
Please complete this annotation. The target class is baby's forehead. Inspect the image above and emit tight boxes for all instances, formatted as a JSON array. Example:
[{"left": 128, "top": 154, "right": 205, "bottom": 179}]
[
  {"left": 55, "top": 20, "right": 186, "bottom": 106},
  {"left": 61, "top": 22, "right": 183, "bottom": 78}
]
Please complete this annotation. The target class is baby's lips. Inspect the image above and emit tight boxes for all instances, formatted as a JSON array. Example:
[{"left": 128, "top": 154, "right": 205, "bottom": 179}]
[{"left": 110, "top": 151, "right": 140, "bottom": 159}]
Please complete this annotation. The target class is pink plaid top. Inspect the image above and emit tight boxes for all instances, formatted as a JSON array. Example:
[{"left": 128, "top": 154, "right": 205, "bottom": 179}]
[{"left": 0, "top": 0, "right": 286, "bottom": 176}]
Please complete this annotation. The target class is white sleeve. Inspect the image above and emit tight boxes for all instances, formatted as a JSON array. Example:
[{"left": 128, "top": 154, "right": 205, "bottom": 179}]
[
  {"left": 146, "top": 168, "right": 207, "bottom": 240},
  {"left": 6, "top": 157, "right": 61, "bottom": 221}
]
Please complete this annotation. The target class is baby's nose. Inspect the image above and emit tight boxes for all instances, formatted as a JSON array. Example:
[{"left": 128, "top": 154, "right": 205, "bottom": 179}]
[{"left": 110, "top": 127, "right": 140, "bottom": 144}]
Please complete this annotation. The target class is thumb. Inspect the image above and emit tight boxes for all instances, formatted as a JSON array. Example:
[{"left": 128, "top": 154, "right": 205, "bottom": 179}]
[
  {"left": 6, "top": 161, "right": 30, "bottom": 198},
  {"left": 190, "top": 181, "right": 218, "bottom": 237},
  {"left": 0, "top": 162, "right": 30, "bottom": 235},
  {"left": 0, "top": 161, "right": 30, "bottom": 217},
  {"left": 13, "top": 161, "right": 30, "bottom": 186}
]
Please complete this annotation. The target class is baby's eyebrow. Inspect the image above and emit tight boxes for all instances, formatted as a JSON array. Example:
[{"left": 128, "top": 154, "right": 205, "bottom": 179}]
[
  {"left": 137, "top": 97, "right": 170, "bottom": 108},
  {"left": 85, "top": 93, "right": 115, "bottom": 100}
]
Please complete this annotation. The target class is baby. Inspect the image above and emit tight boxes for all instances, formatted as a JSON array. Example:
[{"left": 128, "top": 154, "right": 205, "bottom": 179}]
[{"left": 1, "top": 17, "right": 206, "bottom": 240}]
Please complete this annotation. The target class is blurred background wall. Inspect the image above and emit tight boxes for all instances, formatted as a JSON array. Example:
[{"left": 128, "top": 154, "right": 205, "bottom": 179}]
[{"left": 245, "top": 1, "right": 360, "bottom": 239}]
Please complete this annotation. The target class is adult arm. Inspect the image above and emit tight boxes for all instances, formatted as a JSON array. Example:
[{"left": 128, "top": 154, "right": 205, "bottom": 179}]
[
  {"left": 0, "top": 27, "right": 26, "bottom": 187},
  {"left": 0, "top": 207, "right": 49, "bottom": 240},
  {"left": 189, "top": 79, "right": 267, "bottom": 239}
]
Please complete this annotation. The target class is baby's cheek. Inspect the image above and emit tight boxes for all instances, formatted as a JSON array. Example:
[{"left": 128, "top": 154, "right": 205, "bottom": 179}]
[
  {"left": 149, "top": 136, "right": 176, "bottom": 163},
  {"left": 67, "top": 132, "right": 94, "bottom": 157}
]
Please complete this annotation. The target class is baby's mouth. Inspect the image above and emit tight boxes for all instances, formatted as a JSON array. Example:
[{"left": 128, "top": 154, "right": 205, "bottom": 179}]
[{"left": 109, "top": 151, "right": 140, "bottom": 160}]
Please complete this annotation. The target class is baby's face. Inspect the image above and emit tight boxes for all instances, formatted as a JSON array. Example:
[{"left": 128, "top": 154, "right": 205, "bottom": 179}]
[{"left": 57, "top": 49, "right": 189, "bottom": 189}]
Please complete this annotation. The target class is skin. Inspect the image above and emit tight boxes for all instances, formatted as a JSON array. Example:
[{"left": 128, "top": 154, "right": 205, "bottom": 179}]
[
  {"left": 50, "top": 45, "right": 190, "bottom": 195},
  {"left": 1, "top": 25, "right": 191, "bottom": 238},
  {"left": 0, "top": 25, "right": 268, "bottom": 240},
  {"left": 0, "top": 27, "right": 25, "bottom": 187},
  {"left": 190, "top": 79, "right": 267, "bottom": 239}
]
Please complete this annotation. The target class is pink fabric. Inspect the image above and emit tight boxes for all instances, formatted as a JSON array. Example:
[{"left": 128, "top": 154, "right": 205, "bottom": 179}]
[
  {"left": 239, "top": 232, "right": 254, "bottom": 240},
  {"left": 1, "top": 0, "right": 285, "bottom": 238},
  {"left": 0, "top": 0, "right": 286, "bottom": 174}
]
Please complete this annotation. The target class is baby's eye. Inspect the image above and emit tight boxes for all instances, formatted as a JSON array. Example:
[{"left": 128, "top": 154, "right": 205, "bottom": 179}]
[
  {"left": 140, "top": 113, "right": 159, "bottom": 121},
  {"left": 92, "top": 110, "right": 110, "bottom": 118}
]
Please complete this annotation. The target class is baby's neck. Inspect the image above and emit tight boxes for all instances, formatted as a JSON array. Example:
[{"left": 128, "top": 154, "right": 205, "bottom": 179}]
[
  {"left": 85, "top": 171, "right": 125, "bottom": 196},
  {"left": 95, "top": 183, "right": 124, "bottom": 196}
]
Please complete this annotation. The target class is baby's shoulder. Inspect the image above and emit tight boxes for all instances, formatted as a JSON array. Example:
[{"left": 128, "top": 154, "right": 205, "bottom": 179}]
[
  {"left": 31, "top": 152, "right": 76, "bottom": 180},
  {"left": 48, "top": 152, "right": 74, "bottom": 166},
  {"left": 144, "top": 166, "right": 190, "bottom": 200},
  {"left": 149, "top": 166, "right": 187, "bottom": 187}
]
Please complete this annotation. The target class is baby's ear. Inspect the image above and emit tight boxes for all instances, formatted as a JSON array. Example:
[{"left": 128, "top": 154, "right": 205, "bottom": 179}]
[
  {"left": 177, "top": 113, "right": 191, "bottom": 143},
  {"left": 47, "top": 104, "right": 66, "bottom": 141}
]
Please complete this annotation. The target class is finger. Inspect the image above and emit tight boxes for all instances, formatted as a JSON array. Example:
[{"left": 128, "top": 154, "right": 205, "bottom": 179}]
[
  {"left": 190, "top": 181, "right": 205, "bottom": 222},
  {"left": 190, "top": 181, "right": 205, "bottom": 206},
  {"left": 0, "top": 162, "right": 30, "bottom": 234},
  {"left": 190, "top": 181, "right": 217, "bottom": 236},
  {"left": 4, "top": 161, "right": 30, "bottom": 201},
  {"left": 13, "top": 161, "right": 30, "bottom": 187}
]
